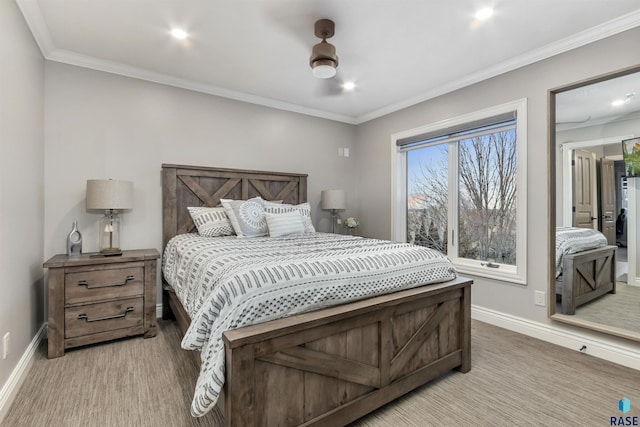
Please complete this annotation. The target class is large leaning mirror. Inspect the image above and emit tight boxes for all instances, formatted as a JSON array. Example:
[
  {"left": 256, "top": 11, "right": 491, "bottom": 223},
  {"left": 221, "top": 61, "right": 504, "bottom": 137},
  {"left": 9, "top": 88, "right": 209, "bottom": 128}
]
[{"left": 549, "top": 64, "right": 640, "bottom": 340}]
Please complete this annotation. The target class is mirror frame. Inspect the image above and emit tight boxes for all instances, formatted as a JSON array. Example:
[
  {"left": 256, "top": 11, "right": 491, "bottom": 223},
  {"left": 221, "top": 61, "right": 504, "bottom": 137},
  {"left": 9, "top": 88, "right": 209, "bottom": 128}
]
[{"left": 548, "top": 64, "right": 640, "bottom": 341}]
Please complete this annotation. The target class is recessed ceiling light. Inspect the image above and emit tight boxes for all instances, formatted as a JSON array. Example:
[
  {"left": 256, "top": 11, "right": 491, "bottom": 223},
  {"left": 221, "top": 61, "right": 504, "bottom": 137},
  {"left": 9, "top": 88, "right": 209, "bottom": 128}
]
[
  {"left": 343, "top": 81, "right": 356, "bottom": 91},
  {"left": 171, "top": 28, "right": 188, "bottom": 40},
  {"left": 475, "top": 7, "right": 494, "bottom": 21},
  {"left": 612, "top": 92, "right": 637, "bottom": 107}
]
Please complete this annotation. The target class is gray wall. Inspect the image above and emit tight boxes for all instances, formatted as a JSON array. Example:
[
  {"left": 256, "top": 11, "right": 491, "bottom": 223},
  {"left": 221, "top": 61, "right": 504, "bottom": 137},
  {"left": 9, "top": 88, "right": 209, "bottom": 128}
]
[
  {"left": 43, "top": 63, "right": 358, "bottom": 302},
  {"left": 0, "top": 0, "right": 44, "bottom": 401},
  {"left": 355, "top": 27, "right": 640, "bottom": 328}
]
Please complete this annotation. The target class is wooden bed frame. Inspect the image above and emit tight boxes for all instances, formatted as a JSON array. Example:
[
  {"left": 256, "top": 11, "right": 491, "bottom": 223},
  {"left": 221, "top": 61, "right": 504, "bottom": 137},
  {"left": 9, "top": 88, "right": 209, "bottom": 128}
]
[
  {"left": 161, "top": 163, "right": 472, "bottom": 426},
  {"left": 555, "top": 245, "right": 616, "bottom": 315}
]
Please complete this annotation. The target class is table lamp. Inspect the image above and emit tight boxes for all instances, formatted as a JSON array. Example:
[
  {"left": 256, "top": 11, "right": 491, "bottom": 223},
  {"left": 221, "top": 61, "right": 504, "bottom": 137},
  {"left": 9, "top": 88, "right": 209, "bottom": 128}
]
[
  {"left": 321, "top": 189, "right": 345, "bottom": 233},
  {"left": 86, "top": 179, "right": 133, "bottom": 255}
]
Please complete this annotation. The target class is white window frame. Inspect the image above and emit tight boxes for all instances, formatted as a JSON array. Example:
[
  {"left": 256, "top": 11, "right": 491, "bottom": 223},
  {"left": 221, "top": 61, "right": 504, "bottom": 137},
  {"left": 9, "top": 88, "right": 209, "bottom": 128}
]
[{"left": 391, "top": 99, "right": 528, "bottom": 284}]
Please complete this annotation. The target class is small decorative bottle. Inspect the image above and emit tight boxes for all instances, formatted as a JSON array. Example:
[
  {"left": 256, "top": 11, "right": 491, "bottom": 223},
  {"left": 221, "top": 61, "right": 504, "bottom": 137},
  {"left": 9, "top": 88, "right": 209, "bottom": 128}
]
[{"left": 67, "top": 221, "right": 82, "bottom": 257}]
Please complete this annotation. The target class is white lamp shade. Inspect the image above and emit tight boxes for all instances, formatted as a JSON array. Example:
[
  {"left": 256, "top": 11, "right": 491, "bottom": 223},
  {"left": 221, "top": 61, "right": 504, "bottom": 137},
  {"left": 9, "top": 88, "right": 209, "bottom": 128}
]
[
  {"left": 86, "top": 179, "right": 133, "bottom": 210},
  {"left": 321, "top": 189, "right": 346, "bottom": 210}
]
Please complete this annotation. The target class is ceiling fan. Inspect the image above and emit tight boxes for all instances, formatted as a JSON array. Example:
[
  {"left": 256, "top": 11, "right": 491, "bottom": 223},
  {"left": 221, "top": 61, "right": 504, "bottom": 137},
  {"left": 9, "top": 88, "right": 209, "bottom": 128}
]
[{"left": 309, "top": 19, "right": 339, "bottom": 79}]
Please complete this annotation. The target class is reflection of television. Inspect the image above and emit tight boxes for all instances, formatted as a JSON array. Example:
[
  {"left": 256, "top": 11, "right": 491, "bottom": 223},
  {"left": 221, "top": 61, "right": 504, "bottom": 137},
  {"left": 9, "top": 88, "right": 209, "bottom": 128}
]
[{"left": 622, "top": 137, "right": 640, "bottom": 178}]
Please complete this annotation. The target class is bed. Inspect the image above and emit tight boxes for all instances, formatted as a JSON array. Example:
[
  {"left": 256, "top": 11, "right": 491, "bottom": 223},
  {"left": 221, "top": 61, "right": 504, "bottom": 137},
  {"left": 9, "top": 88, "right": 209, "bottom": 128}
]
[
  {"left": 555, "top": 227, "right": 616, "bottom": 315},
  {"left": 161, "top": 163, "right": 472, "bottom": 426}
]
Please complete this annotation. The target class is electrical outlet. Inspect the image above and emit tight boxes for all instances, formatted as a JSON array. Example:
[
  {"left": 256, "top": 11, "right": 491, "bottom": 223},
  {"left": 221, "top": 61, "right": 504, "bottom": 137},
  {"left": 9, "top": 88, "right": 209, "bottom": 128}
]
[
  {"left": 534, "top": 291, "right": 546, "bottom": 307},
  {"left": 3, "top": 332, "right": 9, "bottom": 359}
]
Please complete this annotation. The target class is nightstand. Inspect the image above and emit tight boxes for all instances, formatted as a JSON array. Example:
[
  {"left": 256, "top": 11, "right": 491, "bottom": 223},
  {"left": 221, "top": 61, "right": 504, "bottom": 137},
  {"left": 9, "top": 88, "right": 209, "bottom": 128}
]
[{"left": 44, "top": 249, "right": 159, "bottom": 358}]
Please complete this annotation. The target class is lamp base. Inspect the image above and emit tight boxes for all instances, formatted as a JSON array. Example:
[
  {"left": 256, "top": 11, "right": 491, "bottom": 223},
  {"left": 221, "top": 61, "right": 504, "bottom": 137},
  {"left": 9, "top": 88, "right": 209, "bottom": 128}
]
[
  {"left": 90, "top": 251, "right": 123, "bottom": 258},
  {"left": 99, "top": 210, "right": 123, "bottom": 255},
  {"left": 330, "top": 210, "right": 338, "bottom": 233},
  {"left": 100, "top": 249, "right": 123, "bottom": 257}
]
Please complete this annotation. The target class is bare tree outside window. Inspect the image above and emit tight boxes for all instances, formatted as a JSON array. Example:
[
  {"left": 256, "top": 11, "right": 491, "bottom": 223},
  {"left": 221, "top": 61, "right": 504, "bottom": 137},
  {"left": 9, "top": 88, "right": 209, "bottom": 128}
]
[
  {"left": 407, "top": 129, "right": 517, "bottom": 265},
  {"left": 407, "top": 144, "right": 448, "bottom": 254},
  {"left": 458, "top": 130, "right": 517, "bottom": 264}
]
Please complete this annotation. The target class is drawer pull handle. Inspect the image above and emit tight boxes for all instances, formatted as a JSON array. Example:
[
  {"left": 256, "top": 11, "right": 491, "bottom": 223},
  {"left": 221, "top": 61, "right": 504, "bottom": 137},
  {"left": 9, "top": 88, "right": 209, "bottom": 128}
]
[
  {"left": 77, "top": 306, "right": 135, "bottom": 322},
  {"left": 78, "top": 275, "right": 135, "bottom": 289}
]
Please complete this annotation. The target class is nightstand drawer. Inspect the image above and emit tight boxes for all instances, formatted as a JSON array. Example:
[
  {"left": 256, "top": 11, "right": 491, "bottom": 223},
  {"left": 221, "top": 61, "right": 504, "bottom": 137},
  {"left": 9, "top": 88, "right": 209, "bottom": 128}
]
[
  {"left": 65, "top": 264, "right": 144, "bottom": 305},
  {"left": 65, "top": 297, "right": 143, "bottom": 338}
]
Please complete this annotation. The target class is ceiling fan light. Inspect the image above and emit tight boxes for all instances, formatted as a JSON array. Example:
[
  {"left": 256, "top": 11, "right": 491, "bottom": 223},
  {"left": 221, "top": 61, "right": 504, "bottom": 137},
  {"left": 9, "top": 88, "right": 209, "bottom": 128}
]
[
  {"left": 312, "top": 60, "right": 337, "bottom": 79},
  {"left": 309, "top": 20, "right": 339, "bottom": 79}
]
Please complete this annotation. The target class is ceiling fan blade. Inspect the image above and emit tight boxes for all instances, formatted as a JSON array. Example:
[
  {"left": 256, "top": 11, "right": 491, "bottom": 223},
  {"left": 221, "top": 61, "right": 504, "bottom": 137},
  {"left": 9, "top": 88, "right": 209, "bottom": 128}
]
[
  {"left": 314, "top": 75, "right": 344, "bottom": 96},
  {"left": 260, "top": 3, "right": 316, "bottom": 47}
]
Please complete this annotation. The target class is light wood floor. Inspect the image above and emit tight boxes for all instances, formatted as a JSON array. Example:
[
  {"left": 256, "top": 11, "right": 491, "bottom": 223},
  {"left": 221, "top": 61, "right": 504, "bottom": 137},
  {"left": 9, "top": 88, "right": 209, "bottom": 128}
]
[{"left": 3, "top": 319, "right": 640, "bottom": 426}]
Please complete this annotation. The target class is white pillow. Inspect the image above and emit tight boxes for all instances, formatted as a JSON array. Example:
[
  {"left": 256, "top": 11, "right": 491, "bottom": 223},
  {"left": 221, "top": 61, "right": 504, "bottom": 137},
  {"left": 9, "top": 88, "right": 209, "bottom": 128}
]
[
  {"left": 220, "top": 197, "right": 267, "bottom": 238},
  {"left": 187, "top": 206, "right": 235, "bottom": 237},
  {"left": 265, "top": 211, "right": 305, "bottom": 237},
  {"left": 264, "top": 201, "right": 315, "bottom": 233}
]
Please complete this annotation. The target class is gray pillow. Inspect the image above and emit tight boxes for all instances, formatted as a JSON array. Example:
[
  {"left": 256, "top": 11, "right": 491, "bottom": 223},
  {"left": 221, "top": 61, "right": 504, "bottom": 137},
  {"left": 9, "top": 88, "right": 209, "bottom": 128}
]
[{"left": 220, "top": 197, "right": 268, "bottom": 238}]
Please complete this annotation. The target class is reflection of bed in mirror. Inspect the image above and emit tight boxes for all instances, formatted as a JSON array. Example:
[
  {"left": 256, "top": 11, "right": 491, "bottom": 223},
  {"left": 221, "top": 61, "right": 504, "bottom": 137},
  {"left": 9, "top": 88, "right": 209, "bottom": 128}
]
[
  {"left": 549, "top": 64, "right": 640, "bottom": 343},
  {"left": 555, "top": 227, "right": 616, "bottom": 315}
]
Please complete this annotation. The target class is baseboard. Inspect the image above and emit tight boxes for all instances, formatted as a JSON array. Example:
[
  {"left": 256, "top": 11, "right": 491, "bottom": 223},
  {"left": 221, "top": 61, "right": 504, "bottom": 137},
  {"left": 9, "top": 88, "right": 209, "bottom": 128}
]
[
  {"left": 472, "top": 305, "right": 640, "bottom": 370},
  {"left": 0, "top": 323, "right": 46, "bottom": 424}
]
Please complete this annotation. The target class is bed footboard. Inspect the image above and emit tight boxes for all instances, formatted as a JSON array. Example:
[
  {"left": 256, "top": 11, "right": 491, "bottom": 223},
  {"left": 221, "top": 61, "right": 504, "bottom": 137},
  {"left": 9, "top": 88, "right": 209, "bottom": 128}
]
[
  {"left": 222, "top": 277, "right": 471, "bottom": 427},
  {"left": 557, "top": 245, "right": 616, "bottom": 315}
]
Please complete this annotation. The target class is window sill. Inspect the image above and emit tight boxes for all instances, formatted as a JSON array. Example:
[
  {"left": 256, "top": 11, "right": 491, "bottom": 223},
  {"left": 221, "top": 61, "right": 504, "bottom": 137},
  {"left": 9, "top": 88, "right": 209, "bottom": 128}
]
[{"left": 454, "top": 263, "right": 526, "bottom": 285}]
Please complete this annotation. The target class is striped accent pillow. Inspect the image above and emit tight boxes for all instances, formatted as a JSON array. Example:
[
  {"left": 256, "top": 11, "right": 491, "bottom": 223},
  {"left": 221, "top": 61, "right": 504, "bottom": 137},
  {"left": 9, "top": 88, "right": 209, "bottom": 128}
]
[
  {"left": 264, "top": 201, "right": 316, "bottom": 233},
  {"left": 265, "top": 211, "right": 305, "bottom": 237},
  {"left": 187, "top": 207, "right": 235, "bottom": 237}
]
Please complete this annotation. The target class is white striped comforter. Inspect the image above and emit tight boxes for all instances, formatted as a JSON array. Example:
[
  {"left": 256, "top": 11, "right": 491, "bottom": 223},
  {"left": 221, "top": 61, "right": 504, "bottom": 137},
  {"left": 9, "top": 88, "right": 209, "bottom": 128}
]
[
  {"left": 555, "top": 227, "right": 608, "bottom": 277},
  {"left": 162, "top": 232, "right": 457, "bottom": 417}
]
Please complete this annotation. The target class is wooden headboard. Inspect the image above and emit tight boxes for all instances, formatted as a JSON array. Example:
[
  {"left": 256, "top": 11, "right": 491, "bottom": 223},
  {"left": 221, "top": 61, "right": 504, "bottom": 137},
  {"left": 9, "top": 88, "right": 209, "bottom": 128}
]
[{"left": 161, "top": 164, "right": 308, "bottom": 249}]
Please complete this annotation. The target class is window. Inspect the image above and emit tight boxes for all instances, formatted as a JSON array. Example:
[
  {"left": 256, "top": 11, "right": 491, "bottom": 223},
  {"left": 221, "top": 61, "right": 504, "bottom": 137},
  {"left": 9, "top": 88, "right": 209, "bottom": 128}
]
[{"left": 392, "top": 100, "right": 527, "bottom": 284}]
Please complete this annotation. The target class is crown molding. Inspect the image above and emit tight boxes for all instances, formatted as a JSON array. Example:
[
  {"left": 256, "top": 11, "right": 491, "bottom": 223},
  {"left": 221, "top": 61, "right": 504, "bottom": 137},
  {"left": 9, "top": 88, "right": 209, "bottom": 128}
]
[
  {"left": 47, "top": 48, "right": 358, "bottom": 124},
  {"left": 354, "top": 9, "right": 640, "bottom": 124},
  {"left": 16, "top": 0, "right": 54, "bottom": 54},
  {"left": 16, "top": 1, "right": 357, "bottom": 124},
  {"left": 16, "top": 0, "right": 640, "bottom": 126}
]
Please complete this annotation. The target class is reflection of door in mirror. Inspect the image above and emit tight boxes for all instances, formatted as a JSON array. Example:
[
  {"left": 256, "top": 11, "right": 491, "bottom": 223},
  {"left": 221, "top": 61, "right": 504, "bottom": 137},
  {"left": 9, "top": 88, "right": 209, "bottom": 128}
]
[
  {"left": 571, "top": 150, "right": 617, "bottom": 242},
  {"left": 600, "top": 158, "right": 616, "bottom": 245},
  {"left": 572, "top": 149, "right": 595, "bottom": 229},
  {"left": 550, "top": 66, "right": 640, "bottom": 341}
]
